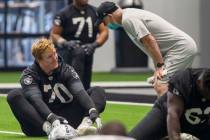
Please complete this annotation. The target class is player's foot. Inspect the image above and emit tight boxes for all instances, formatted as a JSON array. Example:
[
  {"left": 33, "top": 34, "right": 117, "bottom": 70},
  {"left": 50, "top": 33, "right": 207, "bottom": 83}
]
[{"left": 76, "top": 117, "right": 97, "bottom": 136}]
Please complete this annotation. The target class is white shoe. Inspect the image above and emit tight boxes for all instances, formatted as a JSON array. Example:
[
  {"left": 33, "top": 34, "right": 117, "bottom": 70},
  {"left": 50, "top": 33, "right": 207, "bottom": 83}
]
[
  {"left": 76, "top": 117, "right": 97, "bottom": 136},
  {"left": 76, "top": 126, "right": 97, "bottom": 136}
]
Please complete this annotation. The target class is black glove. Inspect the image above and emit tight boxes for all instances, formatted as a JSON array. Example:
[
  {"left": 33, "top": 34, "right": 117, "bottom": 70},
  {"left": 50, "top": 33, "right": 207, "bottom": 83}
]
[
  {"left": 89, "top": 108, "right": 99, "bottom": 122},
  {"left": 47, "top": 113, "right": 68, "bottom": 124},
  {"left": 81, "top": 42, "right": 99, "bottom": 55},
  {"left": 62, "top": 40, "right": 81, "bottom": 51}
]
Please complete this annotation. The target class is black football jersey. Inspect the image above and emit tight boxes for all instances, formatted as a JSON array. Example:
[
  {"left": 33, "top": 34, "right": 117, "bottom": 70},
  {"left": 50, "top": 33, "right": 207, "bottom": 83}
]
[
  {"left": 168, "top": 68, "right": 210, "bottom": 132},
  {"left": 20, "top": 58, "right": 86, "bottom": 108},
  {"left": 53, "top": 4, "right": 99, "bottom": 43}
]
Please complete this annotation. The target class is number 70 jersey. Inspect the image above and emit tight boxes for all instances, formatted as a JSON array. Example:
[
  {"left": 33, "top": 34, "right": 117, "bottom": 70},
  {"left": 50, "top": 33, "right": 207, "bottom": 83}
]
[{"left": 20, "top": 59, "right": 83, "bottom": 107}]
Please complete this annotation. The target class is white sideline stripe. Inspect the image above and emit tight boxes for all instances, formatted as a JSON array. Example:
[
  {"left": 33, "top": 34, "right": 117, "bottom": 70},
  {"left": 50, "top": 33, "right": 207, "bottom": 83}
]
[
  {"left": 0, "top": 95, "right": 153, "bottom": 106},
  {"left": 0, "top": 130, "right": 24, "bottom": 135},
  {"left": 107, "top": 101, "right": 153, "bottom": 107},
  {"left": 0, "top": 81, "right": 152, "bottom": 88}
]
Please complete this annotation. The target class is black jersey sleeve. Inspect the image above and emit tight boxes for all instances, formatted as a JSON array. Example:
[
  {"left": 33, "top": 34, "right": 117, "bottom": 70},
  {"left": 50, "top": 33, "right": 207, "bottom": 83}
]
[
  {"left": 20, "top": 74, "right": 52, "bottom": 120},
  {"left": 168, "top": 69, "right": 192, "bottom": 101},
  {"left": 63, "top": 65, "right": 96, "bottom": 110},
  {"left": 53, "top": 9, "right": 66, "bottom": 27}
]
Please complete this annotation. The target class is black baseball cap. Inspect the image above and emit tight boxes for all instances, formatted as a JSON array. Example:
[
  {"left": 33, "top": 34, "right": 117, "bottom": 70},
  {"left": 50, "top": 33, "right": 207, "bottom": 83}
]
[{"left": 95, "top": 1, "right": 118, "bottom": 27}]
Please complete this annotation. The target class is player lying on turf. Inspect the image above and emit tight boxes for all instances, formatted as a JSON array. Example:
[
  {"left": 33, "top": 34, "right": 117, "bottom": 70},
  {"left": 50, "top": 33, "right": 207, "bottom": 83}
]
[
  {"left": 7, "top": 38, "right": 106, "bottom": 140},
  {"left": 129, "top": 68, "right": 210, "bottom": 140}
]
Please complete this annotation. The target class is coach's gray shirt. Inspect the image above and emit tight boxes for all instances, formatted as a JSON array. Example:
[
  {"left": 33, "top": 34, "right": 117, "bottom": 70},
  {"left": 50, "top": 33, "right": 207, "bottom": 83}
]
[
  {"left": 121, "top": 8, "right": 197, "bottom": 78},
  {"left": 122, "top": 8, "right": 196, "bottom": 57}
]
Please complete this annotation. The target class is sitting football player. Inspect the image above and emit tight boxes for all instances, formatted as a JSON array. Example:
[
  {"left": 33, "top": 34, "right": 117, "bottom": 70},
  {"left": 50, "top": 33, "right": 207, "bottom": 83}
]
[{"left": 7, "top": 38, "right": 106, "bottom": 139}]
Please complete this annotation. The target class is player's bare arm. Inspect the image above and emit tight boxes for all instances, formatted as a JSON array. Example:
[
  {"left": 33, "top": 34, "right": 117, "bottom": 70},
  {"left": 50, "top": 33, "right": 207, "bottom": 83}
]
[
  {"left": 50, "top": 25, "right": 66, "bottom": 44},
  {"left": 167, "top": 91, "right": 184, "bottom": 140},
  {"left": 96, "top": 22, "right": 108, "bottom": 46}
]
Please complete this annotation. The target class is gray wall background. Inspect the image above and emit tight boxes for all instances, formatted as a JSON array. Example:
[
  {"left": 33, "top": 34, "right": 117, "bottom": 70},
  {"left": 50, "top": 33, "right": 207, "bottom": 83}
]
[{"left": 89, "top": 0, "right": 208, "bottom": 71}]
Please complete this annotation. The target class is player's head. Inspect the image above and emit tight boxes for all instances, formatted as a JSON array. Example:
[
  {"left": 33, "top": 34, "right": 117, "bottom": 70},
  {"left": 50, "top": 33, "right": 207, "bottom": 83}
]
[
  {"left": 198, "top": 69, "right": 210, "bottom": 99},
  {"left": 98, "top": 121, "right": 127, "bottom": 136},
  {"left": 32, "top": 38, "right": 58, "bottom": 74},
  {"left": 95, "top": 1, "right": 121, "bottom": 30}
]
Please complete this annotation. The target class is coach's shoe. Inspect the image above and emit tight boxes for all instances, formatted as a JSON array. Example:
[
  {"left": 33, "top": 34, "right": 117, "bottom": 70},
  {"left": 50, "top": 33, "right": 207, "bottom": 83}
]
[{"left": 76, "top": 117, "right": 97, "bottom": 136}]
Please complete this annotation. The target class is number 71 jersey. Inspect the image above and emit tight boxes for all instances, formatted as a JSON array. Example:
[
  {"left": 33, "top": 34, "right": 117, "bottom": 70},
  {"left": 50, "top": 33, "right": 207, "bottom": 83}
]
[{"left": 53, "top": 4, "right": 99, "bottom": 43}]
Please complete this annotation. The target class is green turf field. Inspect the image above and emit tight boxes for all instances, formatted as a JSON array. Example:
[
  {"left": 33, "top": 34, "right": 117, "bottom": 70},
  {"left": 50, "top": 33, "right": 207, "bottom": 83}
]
[
  {"left": 0, "top": 72, "right": 152, "bottom": 83},
  {"left": 0, "top": 96, "right": 151, "bottom": 140}
]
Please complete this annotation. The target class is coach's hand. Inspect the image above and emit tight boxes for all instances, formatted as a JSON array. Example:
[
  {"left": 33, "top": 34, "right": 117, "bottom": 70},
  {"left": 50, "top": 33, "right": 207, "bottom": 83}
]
[
  {"left": 154, "top": 65, "right": 167, "bottom": 84},
  {"left": 81, "top": 42, "right": 99, "bottom": 55},
  {"left": 63, "top": 40, "right": 81, "bottom": 50}
]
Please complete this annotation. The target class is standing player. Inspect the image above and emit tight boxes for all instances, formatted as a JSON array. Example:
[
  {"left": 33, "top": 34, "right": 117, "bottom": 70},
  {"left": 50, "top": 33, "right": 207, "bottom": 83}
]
[
  {"left": 95, "top": 1, "right": 197, "bottom": 96},
  {"left": 129, "top": 68, "right": 210, "bottom": 140},
  {"left": 7, "top": 38, "right": 106, "bottom": 138},
  {"left": 50, "top": 0, "right": 108, "bottom": 90}
]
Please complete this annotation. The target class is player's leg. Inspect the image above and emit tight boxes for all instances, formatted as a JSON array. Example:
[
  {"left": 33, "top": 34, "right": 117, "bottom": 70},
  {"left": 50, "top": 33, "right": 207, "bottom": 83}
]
[
  {"left": 128, "top": 104, "right": 167, "bottom": 140},
  {"left": 71, "top": 47, "right": 86, "bottom": 85},
  {"left": 83, "top": 54, "right": 94, "bottom": 90},
  {"left": 53, "top": 86, "right": 106, "bottom": 129},
  {"left": 53, "top": 100, "right": 85, "bottom": 129},
  {"left": 7, "top": 89, "right": 46, "bottom": 136},
  {"left": 87, "top": 86, "right": 106, "bottom": 113}
]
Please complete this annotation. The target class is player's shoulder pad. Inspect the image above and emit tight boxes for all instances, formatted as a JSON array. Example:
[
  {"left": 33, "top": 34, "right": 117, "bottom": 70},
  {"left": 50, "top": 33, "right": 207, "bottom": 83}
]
[
  {"left": 20, "top": 65, "right": 40, "bottom": 85},
  {"left": 168, "top": 69, "right": 192, "bottom": 96}
]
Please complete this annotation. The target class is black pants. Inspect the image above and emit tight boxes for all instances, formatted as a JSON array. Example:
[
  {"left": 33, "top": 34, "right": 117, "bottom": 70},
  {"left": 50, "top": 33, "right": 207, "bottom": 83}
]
[
  {"left": 128, "top": 105, "right": 167, "bottom": 140},
  {"left": 7, "top": 86, "right": 106, "bottom": 136},
  {"left": 57, "top": 47, "right": 93, "bottom": 90}
]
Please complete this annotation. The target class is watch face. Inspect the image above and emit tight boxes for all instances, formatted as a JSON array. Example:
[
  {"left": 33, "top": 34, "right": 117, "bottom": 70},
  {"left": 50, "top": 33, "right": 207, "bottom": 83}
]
[{"left": 157, "top": 63, "right": 164, "bottom": 68}]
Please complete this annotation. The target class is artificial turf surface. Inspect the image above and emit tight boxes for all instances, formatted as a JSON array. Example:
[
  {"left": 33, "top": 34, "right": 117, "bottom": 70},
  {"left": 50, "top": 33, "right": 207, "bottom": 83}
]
[
  {"left": 0, "top": 72, "right": 152, "bottom": 83},
  {"left": 0, "top": 96, "right": 151, "bottom": 140}
]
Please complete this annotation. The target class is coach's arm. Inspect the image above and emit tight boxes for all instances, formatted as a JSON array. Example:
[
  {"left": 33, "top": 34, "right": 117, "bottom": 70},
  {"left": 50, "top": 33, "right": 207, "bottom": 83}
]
[{"left": 167, "top": 91, "right": 184, "bottom": 140}]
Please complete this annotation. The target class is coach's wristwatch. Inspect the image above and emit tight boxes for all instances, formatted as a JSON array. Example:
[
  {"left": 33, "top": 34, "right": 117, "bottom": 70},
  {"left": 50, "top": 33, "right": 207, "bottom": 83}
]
[{"left": 156, "top": 62, "right": 164, "bottom": 68}]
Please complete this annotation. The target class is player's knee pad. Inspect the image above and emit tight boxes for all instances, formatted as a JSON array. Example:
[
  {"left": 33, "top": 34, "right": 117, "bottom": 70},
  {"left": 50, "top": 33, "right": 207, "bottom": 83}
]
[
  {"left": 7, "top": 89, "right": 23, "bottom": 103},
  {"left": 88, "top": 86, "right": 106, "bottom": 113}
]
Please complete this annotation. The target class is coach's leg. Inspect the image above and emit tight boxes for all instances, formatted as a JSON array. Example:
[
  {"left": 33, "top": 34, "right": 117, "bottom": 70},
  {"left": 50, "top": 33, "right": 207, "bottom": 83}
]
[
  {"left": 87, "top": 86, "right": 106, "bottom": 113},
  {"left": 155, "top": 44, "right": 197, "bottom": 97},
  {"left": 154, "top": 82, "right": 168, "bottom": 97},
  {"left": 128, "top": 105, "right": 167, "bottom": 140},
  {"left": 7, "top": 89, "right": 46, "bottom": 136}
]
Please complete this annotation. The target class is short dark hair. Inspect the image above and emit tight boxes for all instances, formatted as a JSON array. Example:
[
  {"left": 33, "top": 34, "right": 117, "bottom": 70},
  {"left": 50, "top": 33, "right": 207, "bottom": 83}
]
[{"left": 95, "top": 1, "right": 118, "bottom": 27}]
